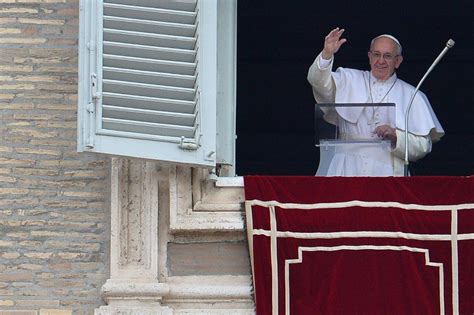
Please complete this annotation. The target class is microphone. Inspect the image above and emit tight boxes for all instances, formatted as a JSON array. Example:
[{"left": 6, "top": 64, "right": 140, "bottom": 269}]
[{"left": 403, "top": 39, "right": 455, "bottom": 176}]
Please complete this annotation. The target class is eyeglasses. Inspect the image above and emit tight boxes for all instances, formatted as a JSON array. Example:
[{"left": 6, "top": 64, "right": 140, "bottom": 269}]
[{"left": 370, "top": 51, "right": 400, "bottom": 61}]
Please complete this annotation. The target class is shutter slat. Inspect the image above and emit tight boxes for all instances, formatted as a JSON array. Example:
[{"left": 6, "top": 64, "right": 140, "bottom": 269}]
[
  {"left": 104, "top": 3, "right": 196, "bottom": 25},
  {"left": 101, "top": 0, "right": 200, "bottom": 140},
  {"left": 103, "top": 80, "right": 195, "bottom": 101},
  {"left": 104, "top": 28, "right": 196, "bottom": 50},
  {"left": 102, "top": 93, "right": 195, "bottom": 114},
  {"left": 103, "top": 42, "right": 196, "bottom": 63},
  {"left": 103, "top": 16, "right": 196, "bottom": 37},
  {"left": 103, "top": 55, "right": 196, "bottom": 76},
  {"left": 103, "top": 67, "right": 196, "bottom": 89},
  {"left": 102, "top": 105, "right": 196, "bottom": 126},
  {"left": 104, "top": 0, "right": 197, "bottom": 12},
  {"left": 102, "top": 118, "right": 195, "bottom": 138}
]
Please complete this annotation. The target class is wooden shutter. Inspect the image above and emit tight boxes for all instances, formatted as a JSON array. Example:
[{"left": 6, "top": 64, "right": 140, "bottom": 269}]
[{"left": 78, "top": 0, "right": 218, "bottom": 167}]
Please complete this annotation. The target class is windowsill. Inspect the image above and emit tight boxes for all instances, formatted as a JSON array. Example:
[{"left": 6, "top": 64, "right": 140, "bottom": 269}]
[{"left": 215, "top": 176, "right": 244, "bottom": 188}]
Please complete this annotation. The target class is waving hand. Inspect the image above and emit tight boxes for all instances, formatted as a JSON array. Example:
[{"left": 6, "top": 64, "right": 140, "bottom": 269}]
[{"left": 322, "top": 27, "right": 347, "bottom": 59}]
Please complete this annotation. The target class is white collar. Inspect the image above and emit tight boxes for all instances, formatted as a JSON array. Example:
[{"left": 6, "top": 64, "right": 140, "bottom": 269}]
[{"left": 370, "top": 72, "right": 398, "bottom": 85}]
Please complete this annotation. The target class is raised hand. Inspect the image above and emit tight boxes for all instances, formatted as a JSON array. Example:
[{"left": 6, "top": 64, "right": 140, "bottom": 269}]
[{"left": 322, "top": 27, "right": 347, "bottom": 59}]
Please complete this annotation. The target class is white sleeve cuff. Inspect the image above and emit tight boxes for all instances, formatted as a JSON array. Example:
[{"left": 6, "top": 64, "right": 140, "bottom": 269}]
[
  {"left": 392, "top": 129, "right": 432, "bottom": 161},
  {"left": 318, "top": 55, "right": 332, "bottom": 70}
]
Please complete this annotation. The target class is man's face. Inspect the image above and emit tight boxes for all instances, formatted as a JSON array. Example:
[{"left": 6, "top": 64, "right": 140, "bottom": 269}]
[{"left": 368, "top": 37, "right": 403, "bottom": 81}]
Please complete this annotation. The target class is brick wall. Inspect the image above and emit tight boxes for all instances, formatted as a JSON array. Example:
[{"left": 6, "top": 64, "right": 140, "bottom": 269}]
[{"left": 0, "top": 1, "right": 110, "bottom": 314}]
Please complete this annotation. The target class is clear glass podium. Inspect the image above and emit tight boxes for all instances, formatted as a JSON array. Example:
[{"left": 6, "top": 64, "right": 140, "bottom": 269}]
[{"left": 314, "top": 103, "right": 396, "bottom": 176}]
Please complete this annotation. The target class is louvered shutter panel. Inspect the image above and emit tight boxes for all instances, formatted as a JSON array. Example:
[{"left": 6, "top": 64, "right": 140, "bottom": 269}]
[{"left": 78, "top": 0, "right": 218, "bottom": 167}]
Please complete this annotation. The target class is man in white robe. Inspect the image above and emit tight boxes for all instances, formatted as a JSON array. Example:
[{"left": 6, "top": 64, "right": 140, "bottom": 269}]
[{"left": 307, "top": 28, "right": 444, "bottom": 176}]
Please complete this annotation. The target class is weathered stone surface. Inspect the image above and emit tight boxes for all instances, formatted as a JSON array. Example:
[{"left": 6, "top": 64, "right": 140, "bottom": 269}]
[
  {"left": 0, "top": 1, "right": 110, "bottom": 313},
  {"left": 168, "top": 242, "right": 251, "bottom": 276}
]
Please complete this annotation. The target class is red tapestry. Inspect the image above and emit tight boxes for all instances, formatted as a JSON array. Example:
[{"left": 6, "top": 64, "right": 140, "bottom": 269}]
[{"left": 244, "top": 176, "right": 474, "bottom": 315}]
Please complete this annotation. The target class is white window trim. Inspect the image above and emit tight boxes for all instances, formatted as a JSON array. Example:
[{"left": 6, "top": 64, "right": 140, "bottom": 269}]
[{"left": 215, "top": 0, "right": 237, "bottom": 174}]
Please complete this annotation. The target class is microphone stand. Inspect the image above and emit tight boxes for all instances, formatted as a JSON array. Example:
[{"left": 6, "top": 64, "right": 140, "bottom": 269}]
[{"left": 403, "top": 39, "right": 455, "bottom": 176}]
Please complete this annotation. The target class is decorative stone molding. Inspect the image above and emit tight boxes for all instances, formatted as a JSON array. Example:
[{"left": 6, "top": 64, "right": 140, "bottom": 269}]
[
  {"left": 164, "top": 276, "right": 254, "bottom": 314},
  {"left": 169, "top": 166, "right": 245, "bottom": 232},
  {"left": 97, "top": 158, "right": 171, "bottom": 314},
  {"left": 166, "top": 275, "right": 252, "bottom": 301},
  {"left": 101, "top": 281, "right": 170, "bottom": 302},
  {"left": 110, "top": 158, "right": 159, "bottom": 279},
  {"left": 97, "top": 160, "right": 253, "bottom": 314},
  {"left": 96, "top": 306, "right": 172, "bottom": 315}
]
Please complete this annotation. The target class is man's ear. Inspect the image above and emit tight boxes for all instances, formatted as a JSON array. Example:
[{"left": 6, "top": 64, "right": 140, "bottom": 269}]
[{"left": 395, "top": 55, "right": 403, "bottom": 69}]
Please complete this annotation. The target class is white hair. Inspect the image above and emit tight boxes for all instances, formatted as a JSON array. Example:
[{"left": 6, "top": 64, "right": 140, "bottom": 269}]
[{"left": 370, "top": 34, "right": 402, "bottom": 55}]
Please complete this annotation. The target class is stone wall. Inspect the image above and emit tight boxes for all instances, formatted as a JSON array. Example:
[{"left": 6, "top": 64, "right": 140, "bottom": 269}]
[{"left": 0, "top": 0, "right": 110, "bottom": 314}]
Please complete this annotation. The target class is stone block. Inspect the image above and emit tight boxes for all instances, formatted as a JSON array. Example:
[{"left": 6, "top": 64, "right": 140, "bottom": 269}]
[
  {"left": 39, "top": 310, "right": 72, "bottom": 315},
  {"left": 168, "top": 242, "right": 251, "bottom": 276},
  {"left": 0, "top": 273, "right": 34, "bottom": 281},
  {"left": 16, "top": 300, "right": 59, "bottom": 308}
]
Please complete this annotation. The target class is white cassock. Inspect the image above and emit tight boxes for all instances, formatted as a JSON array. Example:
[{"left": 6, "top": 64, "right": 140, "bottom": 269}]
[{"left": 308, "top": 53, "right": 445, "bottom": 176}]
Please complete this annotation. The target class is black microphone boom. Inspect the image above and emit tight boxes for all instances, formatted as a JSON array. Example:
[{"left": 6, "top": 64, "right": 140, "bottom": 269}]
[{"left": 403, "top": 39, "right": 455, "bottom": 176}]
